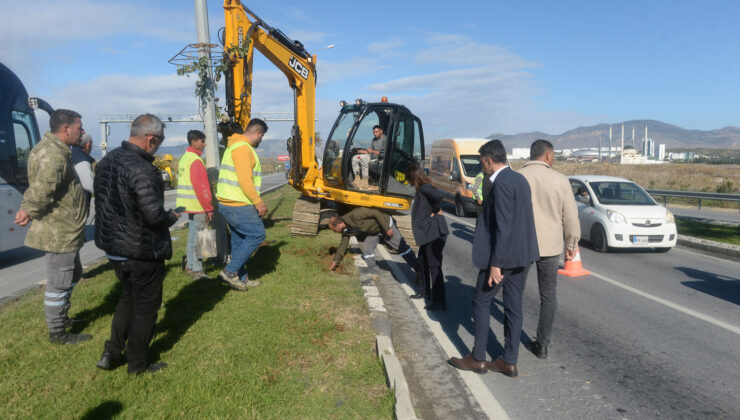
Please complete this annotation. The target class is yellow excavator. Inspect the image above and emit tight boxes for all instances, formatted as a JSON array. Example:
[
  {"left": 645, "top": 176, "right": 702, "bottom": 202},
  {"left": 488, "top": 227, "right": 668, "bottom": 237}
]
[{"left": 219, "top": 0, "right": 425, "bottom": 246}]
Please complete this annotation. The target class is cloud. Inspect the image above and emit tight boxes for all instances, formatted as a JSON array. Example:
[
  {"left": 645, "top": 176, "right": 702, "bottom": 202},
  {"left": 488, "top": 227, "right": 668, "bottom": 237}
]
[{"left": 368, "top": 39, "right": 405, "bottom": 53}]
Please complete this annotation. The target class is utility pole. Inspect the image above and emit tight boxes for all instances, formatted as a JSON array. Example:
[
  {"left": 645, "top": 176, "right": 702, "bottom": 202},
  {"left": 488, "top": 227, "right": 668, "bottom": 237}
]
[
  {"left": 194, "top": 0, "right": 219, "bottom": 169},
  {"left": 608, "top": 125, "right": 612, "bottom": 162}
]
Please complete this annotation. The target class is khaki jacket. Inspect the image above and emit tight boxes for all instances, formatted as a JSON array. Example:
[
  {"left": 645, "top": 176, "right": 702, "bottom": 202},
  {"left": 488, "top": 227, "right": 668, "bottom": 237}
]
[
  {"left": 518, "top": 161, "right": 580, "bottom": 257},
  {"left": 333, "top": 207, "right": 392, "bottom": 264},
  {"left": 21, "top": 132, "right": 87, "bottom": 253}
]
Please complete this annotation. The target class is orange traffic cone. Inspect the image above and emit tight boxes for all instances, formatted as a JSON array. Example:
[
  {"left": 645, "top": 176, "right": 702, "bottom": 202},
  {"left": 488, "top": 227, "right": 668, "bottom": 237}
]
[{"left": 558, "top": 248, "right": 590, "bottom": 277}]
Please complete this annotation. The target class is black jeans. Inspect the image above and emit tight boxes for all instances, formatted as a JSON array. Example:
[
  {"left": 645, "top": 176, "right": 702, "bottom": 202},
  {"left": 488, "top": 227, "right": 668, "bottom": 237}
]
[
  {"left": 535, "top": 255, "right": 560, "bottom": 346},
  {"left": 105, "top": 259, "right": 164, "bottom": 373},
  {"left": 416, "top": 235, "right": 447, "bottom": 304}
]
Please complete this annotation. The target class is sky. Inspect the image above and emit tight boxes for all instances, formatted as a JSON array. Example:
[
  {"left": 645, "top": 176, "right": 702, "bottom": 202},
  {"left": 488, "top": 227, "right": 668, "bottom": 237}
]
[{"left": 1, "top": 0, "right": 738, "bottom": 151}]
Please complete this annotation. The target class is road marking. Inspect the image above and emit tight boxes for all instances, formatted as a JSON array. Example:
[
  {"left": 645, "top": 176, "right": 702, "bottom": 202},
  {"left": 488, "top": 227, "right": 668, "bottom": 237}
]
[
  {"left": 376, "top": 245, "right": 510, "bottom": 420},
  {"left": 442, "top": 210, "right": 740, "bottom": 336},
  {"left": 587, "top": 269, "right": 740, "bottom": 335}
]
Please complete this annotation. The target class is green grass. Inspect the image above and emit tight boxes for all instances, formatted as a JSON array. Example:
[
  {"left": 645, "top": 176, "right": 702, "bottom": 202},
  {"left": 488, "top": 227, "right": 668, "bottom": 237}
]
[
  {"left": 0, "top": 187, "right": 393, "bottom": 419},
  {"left": 676, "top": 218, "right": 740, "bottom": 246}
]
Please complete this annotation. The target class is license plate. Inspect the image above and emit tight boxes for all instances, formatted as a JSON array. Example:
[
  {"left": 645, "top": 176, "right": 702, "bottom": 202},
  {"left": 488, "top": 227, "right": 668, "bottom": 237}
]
[{"left": 633, "top": 236, "right": 649, "bottom": 245}]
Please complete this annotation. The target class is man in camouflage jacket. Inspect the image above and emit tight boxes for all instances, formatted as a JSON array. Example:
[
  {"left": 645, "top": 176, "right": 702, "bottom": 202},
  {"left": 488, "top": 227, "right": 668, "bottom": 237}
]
[
  {"left": 327, "top": 206, "right": 418, "bottom": 275},
  {"left": 15, "top": 109, "right": 90, "bottom": 345}
]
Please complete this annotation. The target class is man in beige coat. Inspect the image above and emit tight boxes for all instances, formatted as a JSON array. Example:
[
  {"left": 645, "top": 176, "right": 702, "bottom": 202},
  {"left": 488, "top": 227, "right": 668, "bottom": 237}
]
[{"left": 518, "top": 139, "right": 580, "bottom": 359}]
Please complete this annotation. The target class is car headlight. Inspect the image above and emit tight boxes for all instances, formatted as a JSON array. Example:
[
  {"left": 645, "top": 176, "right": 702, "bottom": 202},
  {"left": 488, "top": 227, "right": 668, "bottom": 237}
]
[
  {"left": 665, "top": 209, "right": 675, "bottom": 224},
  {"left": 606, "top": 209, "right": 626, "bottom": 224}
]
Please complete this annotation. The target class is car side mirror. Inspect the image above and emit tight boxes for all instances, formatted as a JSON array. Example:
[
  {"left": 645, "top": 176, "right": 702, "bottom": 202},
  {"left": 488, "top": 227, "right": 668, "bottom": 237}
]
[
  {"left": 576, "top": 195, "right": 591, "bottom": 205},
  {"left": 450, "top": 171, "right": 460, "bottom": 182}
]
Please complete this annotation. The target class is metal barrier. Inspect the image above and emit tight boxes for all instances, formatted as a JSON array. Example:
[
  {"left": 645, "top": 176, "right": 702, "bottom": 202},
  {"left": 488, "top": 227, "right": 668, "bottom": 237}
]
[{"left": 646, "top": 189, "right": 740, "bottom": 212}]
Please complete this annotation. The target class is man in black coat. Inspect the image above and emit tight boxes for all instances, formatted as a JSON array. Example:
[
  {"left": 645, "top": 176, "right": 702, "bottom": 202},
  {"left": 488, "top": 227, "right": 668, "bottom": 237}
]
[
  {"left": 448, "top": 139, "right": 539, "bottom": 377},
  {"left": 93, "top": 114, "right": 179, "bottom": 375}
]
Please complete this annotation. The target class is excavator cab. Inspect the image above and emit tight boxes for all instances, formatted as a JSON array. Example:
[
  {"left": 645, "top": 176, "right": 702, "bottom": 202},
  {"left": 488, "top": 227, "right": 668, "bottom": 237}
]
[{"left": 322, "top": 99, "right": 424, "bottom": 200}]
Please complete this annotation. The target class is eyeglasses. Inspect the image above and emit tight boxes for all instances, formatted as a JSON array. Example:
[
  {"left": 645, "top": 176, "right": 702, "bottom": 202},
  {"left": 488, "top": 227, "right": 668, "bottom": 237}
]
[{"left": 148, "top": 134, "right": 165, "bottom": 142}]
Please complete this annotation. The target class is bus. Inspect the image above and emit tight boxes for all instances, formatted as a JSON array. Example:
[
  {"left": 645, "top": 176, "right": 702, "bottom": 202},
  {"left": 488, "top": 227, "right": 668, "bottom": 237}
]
[{"left": 0, "top": 63, "right": 53, "bottom": 253}]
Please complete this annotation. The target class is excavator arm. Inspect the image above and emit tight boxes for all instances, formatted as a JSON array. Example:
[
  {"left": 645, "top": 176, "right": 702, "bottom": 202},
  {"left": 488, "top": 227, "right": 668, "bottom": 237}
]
[{"left": 221, "top": 0, "right": 318, "bottom": 189}]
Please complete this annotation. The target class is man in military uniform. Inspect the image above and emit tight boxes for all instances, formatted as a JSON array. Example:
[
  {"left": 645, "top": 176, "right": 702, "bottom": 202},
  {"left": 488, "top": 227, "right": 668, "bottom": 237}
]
[
  {"left": 327, "top": 207, "right": 418, "bottom": 274},
  {"left": 15, "top": 109, "right": 90, "bottom": 345}
]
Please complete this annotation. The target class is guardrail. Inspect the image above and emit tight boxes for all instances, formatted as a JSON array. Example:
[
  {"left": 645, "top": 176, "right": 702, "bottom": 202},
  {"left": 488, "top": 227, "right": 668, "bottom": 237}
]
[{"left": 646, "top": 189, "right": 740, "bottom": 212}]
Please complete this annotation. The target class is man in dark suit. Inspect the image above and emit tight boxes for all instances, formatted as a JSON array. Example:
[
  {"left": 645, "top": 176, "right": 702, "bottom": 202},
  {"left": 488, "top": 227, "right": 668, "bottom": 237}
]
[{"left": 448, "top": 139, "right": 539, "bottom": 377}]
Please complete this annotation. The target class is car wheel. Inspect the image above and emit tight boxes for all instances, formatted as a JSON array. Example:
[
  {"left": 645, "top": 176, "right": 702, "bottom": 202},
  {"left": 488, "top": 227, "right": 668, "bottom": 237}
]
[
  {"left": 655, "top": 247, "right": 672, "bottom": 253},
  {"left": 591, "top": 225, "right": 608, "bottom": 253},
  {"left": 454, "top": 196, "right": 465, "bottom": 217}
]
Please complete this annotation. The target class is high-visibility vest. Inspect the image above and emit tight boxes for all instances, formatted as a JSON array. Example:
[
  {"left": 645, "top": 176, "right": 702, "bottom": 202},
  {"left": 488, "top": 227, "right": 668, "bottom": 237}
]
[
  {"left": 176, "top": 151, "right": 205, "bottom": 212},
  {"left": 216, "top": 141, "right": 261, "bottom": 204},
  {"left": 472, "top": 172, "right": 485, "bottom": 201}
]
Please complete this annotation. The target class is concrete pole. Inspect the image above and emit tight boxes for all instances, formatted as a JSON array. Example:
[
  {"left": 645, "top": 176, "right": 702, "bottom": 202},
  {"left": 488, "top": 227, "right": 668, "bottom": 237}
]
[
  {"left": 100, "top": 122, "right": 108, "bottom": 157},
  {"left": 195, "top": 0, "right": 220, "bottom": 169}
]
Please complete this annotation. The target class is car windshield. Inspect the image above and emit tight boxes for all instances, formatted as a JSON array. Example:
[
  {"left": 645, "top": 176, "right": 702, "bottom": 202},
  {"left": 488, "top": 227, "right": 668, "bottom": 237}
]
[
  {"left": 590, "top": 181, "right": 655, "bottom": 205},
  {"left": 459, "top": 155, "right": 481, "bottom": 176}
]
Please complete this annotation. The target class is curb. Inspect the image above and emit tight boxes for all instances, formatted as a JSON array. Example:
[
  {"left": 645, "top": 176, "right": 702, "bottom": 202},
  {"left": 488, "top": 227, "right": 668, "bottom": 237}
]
[
  {"left": 677, "top": 234, "right": 740, "bottom": 259},
  {"left": 349, "top": 237, "right": 419, "bottom": 420}
]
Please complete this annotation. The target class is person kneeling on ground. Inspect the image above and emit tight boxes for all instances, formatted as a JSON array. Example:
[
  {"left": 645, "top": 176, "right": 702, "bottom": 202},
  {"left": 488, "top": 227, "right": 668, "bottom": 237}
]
[{"left": 328, "top": 207, "right": 419, "bottom": 275}]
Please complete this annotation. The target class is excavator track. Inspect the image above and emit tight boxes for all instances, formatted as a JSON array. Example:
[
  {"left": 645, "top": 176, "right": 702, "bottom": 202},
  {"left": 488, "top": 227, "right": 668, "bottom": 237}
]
[
  {"left": 392, "top": 213, "right": 418, "bottom": 253},
  {"left": 290, "top": 196, "right": 320, "bottom": 237}
]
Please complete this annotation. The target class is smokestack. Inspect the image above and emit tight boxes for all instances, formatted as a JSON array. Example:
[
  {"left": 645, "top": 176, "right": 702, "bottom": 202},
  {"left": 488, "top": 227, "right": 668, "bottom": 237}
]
[
  {"left": 609, "top": 125, "right": 612, "bottom": 161},
  {"left": 632, "top": 125, "right": 635, "bottom": 147}
]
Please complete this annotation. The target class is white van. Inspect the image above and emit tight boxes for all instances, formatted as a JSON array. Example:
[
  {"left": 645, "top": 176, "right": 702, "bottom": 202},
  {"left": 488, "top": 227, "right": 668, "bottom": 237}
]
[{"left": 428, "top": 138, "right": 487, "bottom": 216}]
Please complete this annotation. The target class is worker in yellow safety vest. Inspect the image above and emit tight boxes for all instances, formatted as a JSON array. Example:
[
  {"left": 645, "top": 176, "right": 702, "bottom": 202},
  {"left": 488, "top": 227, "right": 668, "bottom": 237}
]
[
  {"left": 215, "top": 118, "right": 268, "bottom": 291},
  {"left": 176, "top": 130, "right": 214, "bottom": 280},
  {"left": 472, "top": 171, "right": 485, "bottom": 214}
]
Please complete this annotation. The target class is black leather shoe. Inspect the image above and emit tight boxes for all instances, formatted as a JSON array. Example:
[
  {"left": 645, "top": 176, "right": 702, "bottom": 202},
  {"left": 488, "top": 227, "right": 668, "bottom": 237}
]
[
  {"left": 96, "top": 351, "right": 120, "bottom": 371},
  {"left": 525, "top": 340, "right": 548, "bottom": 359},
  {"left": 424, "top": 302, "right": 447, "bottom": 311},
  {"left": 410, "top": 293, "right": 425, "bottom": 299},
  {"left": 131, "top": 362, "right": 168, "bottom": 375},
  {"left": 49, "top": 331, "right": 92, "bottom": 345},
  {"left": 63, "top": 317, "right": 88, "bottom": 329}
]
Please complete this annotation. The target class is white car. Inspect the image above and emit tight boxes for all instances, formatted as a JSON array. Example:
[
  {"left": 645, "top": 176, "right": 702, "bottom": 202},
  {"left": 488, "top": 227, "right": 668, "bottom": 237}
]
[{"left": 568, "top": 175, "right": 677, "bottom": 252}]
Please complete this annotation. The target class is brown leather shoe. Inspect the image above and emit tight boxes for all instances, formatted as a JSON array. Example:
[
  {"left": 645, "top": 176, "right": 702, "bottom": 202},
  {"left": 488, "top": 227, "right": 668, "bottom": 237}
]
[
  {"left": 487, "top": 357, "right": 518, "bottom": 377},
  {"left": 447, "top": 354, "right": 487, "bottom": 373}
]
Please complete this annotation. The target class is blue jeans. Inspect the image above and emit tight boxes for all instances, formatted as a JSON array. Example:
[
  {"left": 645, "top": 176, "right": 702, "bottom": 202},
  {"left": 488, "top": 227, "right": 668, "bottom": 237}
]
[
  {"left": 218, "top": 203, "right": 266, "bottom": 281},
  {"left": 186, "top": 213, "right": 207, "bottom": 272}
]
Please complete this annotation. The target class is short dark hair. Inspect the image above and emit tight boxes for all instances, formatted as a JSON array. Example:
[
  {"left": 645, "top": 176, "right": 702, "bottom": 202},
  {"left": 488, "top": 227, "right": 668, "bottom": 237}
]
[
  {"left": 530, "top": 139, "right": 553, "bottom": 160},
  {"left": 49, "top": 109, "right": 81, "bottom": 133},
  {"left": 246, "top": 118, "right": 268, "bottom": 134},
  {"left": 130, "top": 114, "right": 165, "bottom": 137},
  {"left": 373, "top": 125, "right": 382, "bottom": 132},
  {"left": 187, "top": 130, "right": 206, "bottom": 145},
  {"left": 478, "top": 139, "right": 507, "bottom": 164}
]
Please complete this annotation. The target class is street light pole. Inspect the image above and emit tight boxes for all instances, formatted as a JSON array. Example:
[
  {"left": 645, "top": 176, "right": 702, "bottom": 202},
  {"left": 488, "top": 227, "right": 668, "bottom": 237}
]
[{"left": 194, "top": 0, "right": 219, "bottom": 169}]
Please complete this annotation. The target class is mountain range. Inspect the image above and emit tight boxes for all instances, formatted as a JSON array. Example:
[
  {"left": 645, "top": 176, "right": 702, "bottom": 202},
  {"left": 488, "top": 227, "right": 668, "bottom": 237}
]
[{"left": 487, "top": 120, "right": 740, "bottom": 150}]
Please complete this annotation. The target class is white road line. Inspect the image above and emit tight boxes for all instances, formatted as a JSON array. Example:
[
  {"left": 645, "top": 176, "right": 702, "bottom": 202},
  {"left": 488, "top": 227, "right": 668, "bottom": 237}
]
[
  {"left": 376, "top": 245, "right": 510, "bottom": 420},
  {"left": 587, "top": 269, "right": 740, "bottom": 335},
  {"left": 442, "top": 210, "right": 740, "bottom": 335}
]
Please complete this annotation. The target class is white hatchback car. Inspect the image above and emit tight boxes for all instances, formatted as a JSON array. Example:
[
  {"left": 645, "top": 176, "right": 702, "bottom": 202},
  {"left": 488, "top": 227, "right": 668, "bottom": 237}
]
[{"left": 568, "top": 175, "right": 677, "bottom": 252}]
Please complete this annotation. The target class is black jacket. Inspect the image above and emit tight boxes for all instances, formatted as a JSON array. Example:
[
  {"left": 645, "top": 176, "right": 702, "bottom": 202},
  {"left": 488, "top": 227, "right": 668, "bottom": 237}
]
[
  {"left": 94, "top": 141, "right": 177, "bottom": 260},
  {"left": 411, "top": 183, "right": 449, "bottom": 246}
]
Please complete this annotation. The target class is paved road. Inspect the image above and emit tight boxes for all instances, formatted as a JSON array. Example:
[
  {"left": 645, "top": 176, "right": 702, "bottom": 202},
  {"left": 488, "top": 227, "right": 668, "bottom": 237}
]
[
  {"left": 0, "top": 172, "right": 287, "bottom": 302},
  {"left": 668, "top": 205, "right": 740, "bottom": 225},
  {"left": 379, "top": 207, "right": 740, "bottom": 419}
]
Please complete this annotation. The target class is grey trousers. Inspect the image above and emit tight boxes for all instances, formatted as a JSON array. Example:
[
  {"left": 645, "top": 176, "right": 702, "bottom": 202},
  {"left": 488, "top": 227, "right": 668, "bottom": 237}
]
[
  {"left": 360, "top": 223, "right": 419, "bottom": 273},
  {"left": 44, "top": 251, "right": 82, "bottom": 334},
  {"left": 534, "top": 255, "right": 560, "bottom": 346}
]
